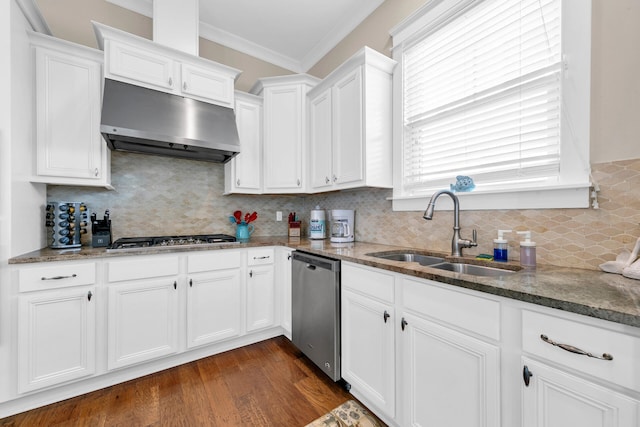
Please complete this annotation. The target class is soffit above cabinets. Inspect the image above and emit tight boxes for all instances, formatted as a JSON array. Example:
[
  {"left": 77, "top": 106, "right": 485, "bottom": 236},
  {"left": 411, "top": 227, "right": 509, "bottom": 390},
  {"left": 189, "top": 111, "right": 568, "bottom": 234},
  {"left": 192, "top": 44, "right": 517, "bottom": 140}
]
[{"left": 105, "top": 0, "right": 385, "bottom": 73}]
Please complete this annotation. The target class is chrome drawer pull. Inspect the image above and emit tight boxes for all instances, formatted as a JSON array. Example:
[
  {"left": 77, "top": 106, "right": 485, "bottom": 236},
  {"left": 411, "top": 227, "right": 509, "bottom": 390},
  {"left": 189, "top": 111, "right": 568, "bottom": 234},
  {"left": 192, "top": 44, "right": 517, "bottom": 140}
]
[
  {"left": 41, "top": 274, "right": 77, "bottom": 280},
  {"left": 540, "top": 334, "right": 613, "bottom": 361},
  {"left": 254, "top": 256, "right": 270, "bottom": 260}
]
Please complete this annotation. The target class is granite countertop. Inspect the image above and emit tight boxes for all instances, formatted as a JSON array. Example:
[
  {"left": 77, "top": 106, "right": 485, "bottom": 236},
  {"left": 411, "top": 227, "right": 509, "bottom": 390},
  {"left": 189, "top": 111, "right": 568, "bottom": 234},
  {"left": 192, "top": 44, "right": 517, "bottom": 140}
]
[{"left": 10, "top": 237, "right": 640, "bottom": 328}]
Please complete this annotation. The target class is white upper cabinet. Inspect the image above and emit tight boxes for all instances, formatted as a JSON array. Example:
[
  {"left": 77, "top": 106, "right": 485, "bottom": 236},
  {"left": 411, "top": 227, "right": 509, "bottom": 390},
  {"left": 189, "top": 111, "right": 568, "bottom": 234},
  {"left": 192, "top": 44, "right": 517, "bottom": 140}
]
[
  {"left": 307, "top": 47, "right": 396, "bottom": 193},
  {"left": 29, "top": 32, "right": 111, "bottom": 188},
  {"left": 94, "top": 22, "right": 240, "bottom": 108},
  {"left": 251, "top": 74, "right": 320, "bottom": 193},
  {"left": 225, "top": 91, "right": 263, "bottom": 194}
]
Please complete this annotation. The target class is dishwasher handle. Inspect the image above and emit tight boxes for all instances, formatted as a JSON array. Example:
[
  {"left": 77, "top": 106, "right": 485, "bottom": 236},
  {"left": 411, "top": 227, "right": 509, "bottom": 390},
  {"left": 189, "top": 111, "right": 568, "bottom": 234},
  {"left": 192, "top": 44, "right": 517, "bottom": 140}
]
[{"left": 292, "top": 251, "right": 340, "bottom": 272}]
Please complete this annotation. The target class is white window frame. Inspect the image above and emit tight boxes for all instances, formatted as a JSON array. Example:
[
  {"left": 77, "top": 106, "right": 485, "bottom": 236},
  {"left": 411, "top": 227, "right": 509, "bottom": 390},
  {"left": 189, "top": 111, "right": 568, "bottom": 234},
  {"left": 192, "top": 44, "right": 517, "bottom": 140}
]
[{"left": 390, "top": 0, "right": 592, "bottom": 211}]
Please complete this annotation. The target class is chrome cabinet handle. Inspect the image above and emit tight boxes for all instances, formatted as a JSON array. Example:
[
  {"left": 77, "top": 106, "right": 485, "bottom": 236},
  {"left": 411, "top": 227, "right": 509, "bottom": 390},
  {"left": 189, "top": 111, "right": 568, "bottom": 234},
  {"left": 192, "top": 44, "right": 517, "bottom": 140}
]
[
  {"left": 183, "top": 82, "right": 187, "bottom": 91},
  {"left": 254, "top": 256, "right": 270, "bottom": 260},
  {"left": 540, "top": 334, "right": 613, "bottom": 360},
  {"left": 297, "top": 179, "right": 301, "bottom": 186},
  {"left": 383, "top": 310, "right": 390, "bottom": 323},
  {"left": 333, "top": 175, "right": 337, "bottom": 182},
  {"left": 237, "top": 179, "right": 240, "bottom": 186},
  {"left": 87, "top": 290, "right": 93, "bottom": 301},
  {"left": 325, "top": 176, "right": 330, "bottom": 184},
  {"left": 249, "top": 270, "right": 253, "bottom": 278},
  {"left": 173, "top": 281, "right": 177, "bottom": 290},
  {"left": 401, "top": 317, "right": 408, "bottom": 331},
  {"left": 523, "top": 365, "right": 533, "bottom": 387},
  {"left": 41, "top": 274, "right": 77, "bottom": 280},
  {"left": 168, "top": 77, "right": 173, "bottom": 87},
  {"left": 287, "top": 254, "right": 292, "bottom": 260},
  {"left": 94, "top": 168, "right": 99, "bottom": 177},
  {"left": 189, "top": 279, "right": 193, "bottom": 287}
]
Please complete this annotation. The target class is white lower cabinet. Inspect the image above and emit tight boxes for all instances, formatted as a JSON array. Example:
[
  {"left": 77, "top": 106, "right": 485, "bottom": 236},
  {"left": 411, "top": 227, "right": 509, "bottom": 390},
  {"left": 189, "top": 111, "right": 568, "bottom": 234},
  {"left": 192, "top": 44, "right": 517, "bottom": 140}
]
[
  {"left": 341, "top": 288, "right": 395, "bottom": 418},
  {"left": 18, "top": 286, "right": 96, "bottom": 393},
  {"left": 520, "top": 308, "right": 640, "bottom": 427},
  {"left": 107, "top": 278, "right": 179, "bottom": 370},
  {"left": 106, "top": 255, "right": 180, "bottom": 370},
  {"left": 186, "top": 251, "right": 242, "bottom": 348},
  {"left": 341, "top": 263, "right": 396, "bottom": 421},
  {"left": 401, "top": 312, "right": 500, "bottom": 427},
  {"left": 521, "top": 358, "right": 638, "bottom": 427},
  {"left": 246, "top": 248, "right": 276, "bottom": 332}
]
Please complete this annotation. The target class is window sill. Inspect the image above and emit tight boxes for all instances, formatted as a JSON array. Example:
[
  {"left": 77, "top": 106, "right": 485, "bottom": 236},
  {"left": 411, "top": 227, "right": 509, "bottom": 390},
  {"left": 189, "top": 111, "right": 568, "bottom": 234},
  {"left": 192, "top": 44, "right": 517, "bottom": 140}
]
[{"left": 390, "top": 184, "right": 592, "bottom": 211}]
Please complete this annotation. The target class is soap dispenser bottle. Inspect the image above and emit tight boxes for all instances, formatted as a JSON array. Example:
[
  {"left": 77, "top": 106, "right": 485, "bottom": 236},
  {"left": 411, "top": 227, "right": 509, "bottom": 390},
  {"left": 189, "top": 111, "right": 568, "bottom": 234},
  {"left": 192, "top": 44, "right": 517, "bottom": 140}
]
[
  {"left": 493, "top": 230, "right": 512, "bottom": 262},
  {"left": 517, "top": 231, "right": 536, "bottom": 268}
]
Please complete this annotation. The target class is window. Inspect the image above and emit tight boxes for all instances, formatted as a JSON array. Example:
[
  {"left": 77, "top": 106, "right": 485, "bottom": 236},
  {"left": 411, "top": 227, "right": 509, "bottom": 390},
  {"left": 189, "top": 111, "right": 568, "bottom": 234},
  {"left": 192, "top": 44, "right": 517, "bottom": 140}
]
[{"left": 390, "top": 0, "right": 592, "bottom": 210}]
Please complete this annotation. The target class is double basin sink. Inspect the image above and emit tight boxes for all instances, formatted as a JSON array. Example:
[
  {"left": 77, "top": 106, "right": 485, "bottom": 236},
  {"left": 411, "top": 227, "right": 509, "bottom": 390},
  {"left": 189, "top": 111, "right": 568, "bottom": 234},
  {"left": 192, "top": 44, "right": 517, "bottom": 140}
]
[{"left": 367, "top": 251, "right": 518, "bottom": 277}]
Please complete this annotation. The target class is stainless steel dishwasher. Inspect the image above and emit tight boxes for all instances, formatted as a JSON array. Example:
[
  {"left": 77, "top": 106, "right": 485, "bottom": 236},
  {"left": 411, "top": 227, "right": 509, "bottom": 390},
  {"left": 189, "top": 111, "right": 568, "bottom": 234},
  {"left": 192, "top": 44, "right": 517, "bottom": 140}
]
[{"left": 291, "top": 251, "right": 341, "bottom": 381}]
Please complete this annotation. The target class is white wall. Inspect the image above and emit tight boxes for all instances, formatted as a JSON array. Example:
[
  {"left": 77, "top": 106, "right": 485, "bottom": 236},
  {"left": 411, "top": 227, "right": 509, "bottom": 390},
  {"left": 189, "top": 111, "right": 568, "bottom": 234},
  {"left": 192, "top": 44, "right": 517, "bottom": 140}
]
[
  {"left": 0, "top": 0, "right": 47, "bottom": 403},
  {"left": 11, "top": 3, "right": 47, "bottom": 257}
]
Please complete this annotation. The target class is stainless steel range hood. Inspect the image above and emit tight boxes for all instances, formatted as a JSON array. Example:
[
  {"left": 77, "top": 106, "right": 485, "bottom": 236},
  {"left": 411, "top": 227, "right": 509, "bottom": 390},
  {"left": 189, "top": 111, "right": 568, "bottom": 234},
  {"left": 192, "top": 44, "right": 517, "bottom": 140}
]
[{"left": 100, "top": 79, "right": 240, "bottom": 163}]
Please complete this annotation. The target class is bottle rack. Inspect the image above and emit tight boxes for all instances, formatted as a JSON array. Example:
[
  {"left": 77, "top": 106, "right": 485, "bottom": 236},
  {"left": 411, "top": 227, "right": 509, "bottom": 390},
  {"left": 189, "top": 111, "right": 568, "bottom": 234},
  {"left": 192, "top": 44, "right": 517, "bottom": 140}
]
[{"left": 45, "top": 202, "right": 89, "bottom": 249}]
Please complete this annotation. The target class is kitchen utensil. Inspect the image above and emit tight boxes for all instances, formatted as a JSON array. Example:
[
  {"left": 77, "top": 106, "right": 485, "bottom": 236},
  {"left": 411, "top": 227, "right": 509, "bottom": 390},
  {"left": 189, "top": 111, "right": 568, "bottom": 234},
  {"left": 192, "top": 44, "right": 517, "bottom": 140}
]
[
  {"left": 229, "top": 215, "right": 237, "bottom": 224},
  {"left": 247, "top": 211, "right": 258, "bottom": 223},
  {"left": 245, "top": 212, "right": 250, "bottom": 223},
  {"left": 233, "top": 210, "right": 242, "bottom": 224}
]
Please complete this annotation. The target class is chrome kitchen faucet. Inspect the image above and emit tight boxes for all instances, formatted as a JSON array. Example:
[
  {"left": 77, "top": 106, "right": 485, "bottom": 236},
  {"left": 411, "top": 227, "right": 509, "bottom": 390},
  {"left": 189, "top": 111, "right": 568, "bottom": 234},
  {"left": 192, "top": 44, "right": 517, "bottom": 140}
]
[{"left": 423, "top": 190, "right": 477, "bottom": 257}]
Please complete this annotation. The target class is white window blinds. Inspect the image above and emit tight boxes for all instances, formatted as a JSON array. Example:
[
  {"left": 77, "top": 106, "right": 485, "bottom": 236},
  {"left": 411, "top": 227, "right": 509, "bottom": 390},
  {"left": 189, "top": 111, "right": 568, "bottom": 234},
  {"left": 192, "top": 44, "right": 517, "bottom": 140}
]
[{"left": 402, "top": 0, "right": 562, "bottom": 194}]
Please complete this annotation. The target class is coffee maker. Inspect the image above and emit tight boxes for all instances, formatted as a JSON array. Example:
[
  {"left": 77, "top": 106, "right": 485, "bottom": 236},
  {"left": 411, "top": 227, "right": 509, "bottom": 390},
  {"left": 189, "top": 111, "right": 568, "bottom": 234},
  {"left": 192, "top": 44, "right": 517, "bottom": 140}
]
[{"left": 330, "top": 209, "right": 355, "bottom": 243}]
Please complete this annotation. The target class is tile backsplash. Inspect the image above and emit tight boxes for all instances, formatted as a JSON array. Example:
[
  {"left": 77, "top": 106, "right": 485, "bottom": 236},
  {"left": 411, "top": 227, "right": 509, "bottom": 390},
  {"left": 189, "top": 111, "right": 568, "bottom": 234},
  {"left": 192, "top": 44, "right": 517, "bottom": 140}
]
[{"left": 48, "top": 153, "right": 640, "bottom": 271}]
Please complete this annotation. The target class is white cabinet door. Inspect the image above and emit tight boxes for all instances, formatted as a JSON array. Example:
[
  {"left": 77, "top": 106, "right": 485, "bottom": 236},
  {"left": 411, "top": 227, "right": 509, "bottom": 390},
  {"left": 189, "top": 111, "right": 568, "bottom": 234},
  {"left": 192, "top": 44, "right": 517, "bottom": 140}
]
[
  {"left": 332, "top": 67, "right": 364, "bottom": 187},
  {"left": 105, "top": 39, "right": 176, "bottom": 93},
  {"left": 262, "top": 84, "right": 305, "bottom": 192},
  {"left": 225, "top": 92, "right": 262, "bottom": 194},
  {"left": 401, "top": 312, "right": 500, "bottom": 427},
  {"left": 186, "top": 270, "right": 242, "bottom": 348},
  {"left": 246, "top": 265, "right": 275, "bottom": 332},
  {"left": 521, "top": 358, "right": 639, "bottom": 427},
  {"left": 181, "top": 62, "right": 234, "bottom": 108},
  {"left": 18, "top": 286, "right": 96, "bottom": 393},
  {"left": 341, "top": 289, "right": 395, "bottom": 419},
  {"left": 308, "top": 87, "right": 333, "bottom": 190},
  {"left": 31, "top": 35, "right": 109, "bottom": 187},
  {"left": 107, "top": 278, "right": 179, "bottom": 370}
]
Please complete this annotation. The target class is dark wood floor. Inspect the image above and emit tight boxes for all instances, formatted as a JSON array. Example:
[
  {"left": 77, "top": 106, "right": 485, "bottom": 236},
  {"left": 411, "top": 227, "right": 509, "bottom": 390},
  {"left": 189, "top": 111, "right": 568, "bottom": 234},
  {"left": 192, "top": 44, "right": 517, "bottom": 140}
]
[{"left": 0, "top": 336, "right": 360, "bottom": 427}]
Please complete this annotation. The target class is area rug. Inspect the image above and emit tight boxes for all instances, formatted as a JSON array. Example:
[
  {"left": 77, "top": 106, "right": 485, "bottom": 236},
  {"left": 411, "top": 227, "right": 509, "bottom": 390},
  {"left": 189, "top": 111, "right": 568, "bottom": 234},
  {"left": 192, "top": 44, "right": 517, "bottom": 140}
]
[{"left": 305, "top": 400, "right": 384, "bottom": 427}]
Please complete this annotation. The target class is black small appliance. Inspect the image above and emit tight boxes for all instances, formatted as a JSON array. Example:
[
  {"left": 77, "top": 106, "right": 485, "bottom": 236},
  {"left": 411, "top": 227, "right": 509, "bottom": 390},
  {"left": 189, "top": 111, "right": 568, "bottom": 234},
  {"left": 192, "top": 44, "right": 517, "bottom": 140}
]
[{"left": 91, "top": 210, "right": 112, "bottom": 248}]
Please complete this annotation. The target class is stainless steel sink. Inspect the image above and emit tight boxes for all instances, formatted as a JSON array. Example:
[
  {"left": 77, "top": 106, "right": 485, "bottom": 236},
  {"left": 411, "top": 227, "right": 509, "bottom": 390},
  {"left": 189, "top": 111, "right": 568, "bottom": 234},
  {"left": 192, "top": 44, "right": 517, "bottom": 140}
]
[
  {"left": 429, "top": 262, "right": 516, "bottom": 277},
  {"left": 367, "top": 251, "right": 445, "bottom": 266}
]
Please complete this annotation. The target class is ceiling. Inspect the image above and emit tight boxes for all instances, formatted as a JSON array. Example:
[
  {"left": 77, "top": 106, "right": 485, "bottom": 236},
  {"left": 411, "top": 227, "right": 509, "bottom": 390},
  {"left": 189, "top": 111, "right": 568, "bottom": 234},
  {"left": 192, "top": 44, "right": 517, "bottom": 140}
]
[{"left": 106, "top": 0, "right": 386, "bottom": 73}]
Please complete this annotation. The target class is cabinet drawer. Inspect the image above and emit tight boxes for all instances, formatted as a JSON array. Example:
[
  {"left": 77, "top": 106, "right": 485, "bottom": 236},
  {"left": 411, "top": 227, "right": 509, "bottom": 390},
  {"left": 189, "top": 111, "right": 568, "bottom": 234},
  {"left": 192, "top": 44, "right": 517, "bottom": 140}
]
[
  {"left": 402, "top": 277, "right": 500, "bottom": 341},
  {"left": 188, "top": 250, "right": 241, "bottom": 273},
  {"left": 107, "top": 255, "right": 179, "bottom": 282},
  {"left": 342, "top": 262, "right": 394, "bottom": 303},
  {"left": 247, "top": 248, "right": 274, "bottom": 266},
  {"left": 522, "top": 309, "right": 640, "bottom": 391},
  {"left": 18, "top": 262, "right": 96, "bottom": 292}
]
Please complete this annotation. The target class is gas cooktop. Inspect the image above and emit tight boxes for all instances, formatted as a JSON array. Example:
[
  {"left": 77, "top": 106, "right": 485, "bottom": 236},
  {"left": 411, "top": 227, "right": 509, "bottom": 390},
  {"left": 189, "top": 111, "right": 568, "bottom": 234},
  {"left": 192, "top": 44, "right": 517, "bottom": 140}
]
[{"left": 106, "top": 234, "right": 238, "bottom": 252}]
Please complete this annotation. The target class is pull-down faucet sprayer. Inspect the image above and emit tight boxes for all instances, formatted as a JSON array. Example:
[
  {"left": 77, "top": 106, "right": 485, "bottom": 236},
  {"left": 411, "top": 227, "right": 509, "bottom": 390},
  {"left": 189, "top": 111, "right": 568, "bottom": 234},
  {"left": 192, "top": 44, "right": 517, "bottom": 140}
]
[{"left": 423, "top": 190, "right": 477, "bottom": 257}]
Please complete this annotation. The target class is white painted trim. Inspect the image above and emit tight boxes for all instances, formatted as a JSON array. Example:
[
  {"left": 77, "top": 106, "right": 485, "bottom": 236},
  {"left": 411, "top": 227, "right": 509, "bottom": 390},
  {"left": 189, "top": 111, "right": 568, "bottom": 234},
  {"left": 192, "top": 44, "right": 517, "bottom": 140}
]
[
  {"left": 199, "top": 22, "right": 303, "bottom": 73},
  {"left": 106, "top": 0, "right": 152, "bottom": 18},
  {"left": 391, "top": 185, "right": 591, "bottom": 211},
  {"left": 15, "top": 0, "right": 51, "bottom": 34},
  {"left": 299, "top": 0, "right": 385, "bottom": 72}
]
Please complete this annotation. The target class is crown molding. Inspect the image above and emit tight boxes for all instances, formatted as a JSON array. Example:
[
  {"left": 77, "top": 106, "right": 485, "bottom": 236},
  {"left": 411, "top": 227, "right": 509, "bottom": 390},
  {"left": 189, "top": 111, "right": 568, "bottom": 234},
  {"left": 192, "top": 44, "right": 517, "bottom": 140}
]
[
  {"left": 106, "top": 0, "right": 152, "bottom": 17},
  {"left": 15, "top": 0, "right": 51, "bottom": 34}
]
